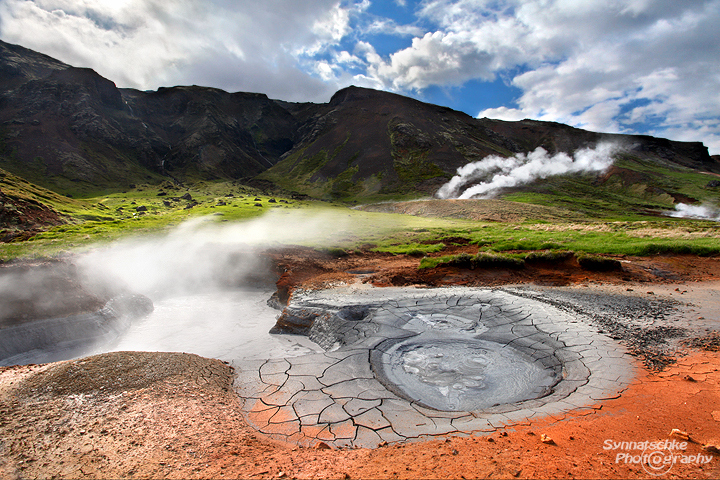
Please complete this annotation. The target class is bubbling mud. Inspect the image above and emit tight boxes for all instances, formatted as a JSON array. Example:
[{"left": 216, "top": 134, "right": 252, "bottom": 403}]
[{"left": 383, "top": 337, "right": 557, "bottom": 411}]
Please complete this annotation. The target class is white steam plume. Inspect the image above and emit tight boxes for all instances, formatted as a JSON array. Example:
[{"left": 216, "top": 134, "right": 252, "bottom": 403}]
[
  {"left": 76, "top": 209, "right": 357, "bottom": 301},
  {"left": 666, "top": 203, "right": 720, "bottom": 221},
  {"left": 2, "top": 209, "right": 361, "bottom": 365},
  {"left": 437, "top": 142, "right": 620, "bottom": 199}
]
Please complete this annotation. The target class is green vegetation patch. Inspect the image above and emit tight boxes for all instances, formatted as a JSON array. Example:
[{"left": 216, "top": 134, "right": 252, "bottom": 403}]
[
  {"left": 420, "top": 251, "right": 525, "bottom": 270},
  {"left": 392, "top": 153, "right": 447, "bottom": 184},
  {"left": 376, "top": 242, "right": 446, "bottom": 256},
  {"left": 466, "top": 220, "right": 720, "bottom": 257},
  {"left": 0, "top": 180, "right": 308, "bottom": 261},
  {"left": 524, "top": 250, "right": 575, "bottom": 263},
  {"left": 3, "top": 169, "right": 720, "bottom": 265},
  {"left": 576, "top": 254, "right": 623, "bottom": 272}
]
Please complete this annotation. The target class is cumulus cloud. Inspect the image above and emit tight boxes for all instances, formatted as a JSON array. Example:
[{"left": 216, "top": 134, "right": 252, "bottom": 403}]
[
  {"left": 478, "top": 106, "right": 527, "bottom": 122},
  {"left": 0, "top": 0, "right": 363, "bottom": 101},
  {"left": 362, "top": 0, "right": 720, "bottom": 152},
  {"left": 437, "top": 143, "right": 620, "bottom": 199}
]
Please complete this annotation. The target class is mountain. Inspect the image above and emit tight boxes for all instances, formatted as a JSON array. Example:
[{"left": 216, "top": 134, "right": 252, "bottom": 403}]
[
  {"left": 259, "top": 87, "right": 716, "bottom": 199},
  {"left": 1, "top": 39, "right": 717, "bottom": 203},
  {"left": 0, "top": 40, "right": 296, "bottom": 194}
]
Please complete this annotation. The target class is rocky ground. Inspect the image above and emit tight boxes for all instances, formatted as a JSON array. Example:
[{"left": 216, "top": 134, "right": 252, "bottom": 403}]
[
  {"left": 1, "top": 250, "right": 720, "bottom": 479},
  {"left": 0, "top": 188, "right": 66, "bottom": 243}
]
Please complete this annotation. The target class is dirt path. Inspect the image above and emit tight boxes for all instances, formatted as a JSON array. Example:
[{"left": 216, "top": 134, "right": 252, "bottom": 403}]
[{"left": 1, "top": 253, "right": 720, "bottom": 479}]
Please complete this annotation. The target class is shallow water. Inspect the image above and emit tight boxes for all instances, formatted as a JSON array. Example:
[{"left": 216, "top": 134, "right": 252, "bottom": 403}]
[{"left": 109, "top": 289, "right": 322, "bottom": 362}]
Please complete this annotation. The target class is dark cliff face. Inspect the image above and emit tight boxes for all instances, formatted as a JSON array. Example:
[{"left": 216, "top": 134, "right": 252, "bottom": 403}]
[
  {"left": 0, "top": 41, "right": 716, "bottom": 197},
  {"left": 0, "top": 40, "right": 297, "bottom": 192},
  {"left": 121, "top": 86, "right": 298, "bottom": 179}
]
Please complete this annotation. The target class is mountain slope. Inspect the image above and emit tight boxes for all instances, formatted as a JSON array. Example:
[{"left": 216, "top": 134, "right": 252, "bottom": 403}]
[
  {"left": 0, "top": 167, "right": 67, "bottom": 241},
  {"left": 258, "top": 86, "right": 716, "bottom": 201},
  {"left": 1, "top": 40, "right": 718, "bottom": 209},
  {"left": 0, "top": 40, "right": 296, "bottom": 194},
  {"left": 121, "top": 86, "right": 298, "bottom": 179}
]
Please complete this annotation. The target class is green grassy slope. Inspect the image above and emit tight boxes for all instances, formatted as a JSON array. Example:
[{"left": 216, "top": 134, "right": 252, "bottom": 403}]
[{"left": 2, "top": 163, "right": 720, "bottom": 263}]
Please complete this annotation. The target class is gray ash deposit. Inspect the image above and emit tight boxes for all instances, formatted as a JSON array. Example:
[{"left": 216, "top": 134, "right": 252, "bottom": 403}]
[{"left": 503, "top": 286, "right": 687, "bottom": 369}]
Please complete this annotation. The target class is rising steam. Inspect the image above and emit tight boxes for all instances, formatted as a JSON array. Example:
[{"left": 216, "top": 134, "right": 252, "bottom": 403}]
[
  {"left": 666, "top": 203, "right": 720, "bottom": 221},
  {"left": 437, "top": 143, "right": 621, "bottom": 199},
  {"left": 77, "top": 209, "right": 356, "bottom": 300},
  {"left": 1, "top": 209, "right": 358, "bottom": 364}
]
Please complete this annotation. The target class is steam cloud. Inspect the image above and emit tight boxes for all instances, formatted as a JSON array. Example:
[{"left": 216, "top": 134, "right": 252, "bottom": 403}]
[
  {"left": 1, "top": 209, "right": 359, "bottom": 323},
  {"left": 667, "top": 203, "right": 720, "bottom": 221},
  {"left": 436, "top": 143, "right": 620, "bottom": 199},
  {"left": 77, "top": 209, "right": 356, "bottom": 300},
  {"left": 2, "top": 209, "right": 351, "bottom": 364}
]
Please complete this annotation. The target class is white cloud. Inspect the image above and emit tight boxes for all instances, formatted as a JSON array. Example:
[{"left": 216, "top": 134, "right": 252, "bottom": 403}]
[
  {"left": 334, "top": 50, "right": 364, "bottom": 66},
  {"left": 0, "top": 0, "right": 364, "bottom": 102},
  {"left": 362, "top": 0, "right": 720, "bottom": 153},
  {"left": 365, "top": 18, "right": 424, "bottom": 37},
  {"left": 478, "top": 106, "right": 527, "bottom": 121}
]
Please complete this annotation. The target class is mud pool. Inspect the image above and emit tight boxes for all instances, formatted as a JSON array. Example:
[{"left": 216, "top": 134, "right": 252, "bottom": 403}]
[
  {"left": 237, "top": 286, "right": 637, "bottom": 448},
  {"left": 381, "top": 337, "right": 558, "bottom": 411}
]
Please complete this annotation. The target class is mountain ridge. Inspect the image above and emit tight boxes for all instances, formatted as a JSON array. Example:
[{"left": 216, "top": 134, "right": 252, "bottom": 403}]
[{"left": 0, "top": 39, "right": 716, "bottom": 201}]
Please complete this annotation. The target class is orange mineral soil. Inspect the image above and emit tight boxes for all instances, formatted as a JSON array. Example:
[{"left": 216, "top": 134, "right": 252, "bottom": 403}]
[{"left": 1, "top": 251, "right": 719, "bottom": 479}]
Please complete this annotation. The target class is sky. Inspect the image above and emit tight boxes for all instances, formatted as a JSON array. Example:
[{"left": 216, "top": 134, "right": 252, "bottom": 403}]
[{"left": 1, "top": 0, "right": 719, "bottom": 154}]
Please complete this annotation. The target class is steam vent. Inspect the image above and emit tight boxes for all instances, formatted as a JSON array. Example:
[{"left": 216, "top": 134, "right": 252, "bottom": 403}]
[{"left": 236, "top": 287, "right": 635, "bottom": 448}]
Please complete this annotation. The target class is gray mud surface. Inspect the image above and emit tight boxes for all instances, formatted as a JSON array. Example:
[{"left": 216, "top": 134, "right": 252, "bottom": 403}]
[
  {"left": 236, "top": 286, "right": 642, "bottom": 448},
  {"left": 503, "top": 286, "right": 689, "bottom": 368}
]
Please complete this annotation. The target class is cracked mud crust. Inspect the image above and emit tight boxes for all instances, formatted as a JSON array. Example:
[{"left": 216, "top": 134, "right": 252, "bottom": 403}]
[{"left": 237, "top": 288, "right": 636, "bottom": 449}]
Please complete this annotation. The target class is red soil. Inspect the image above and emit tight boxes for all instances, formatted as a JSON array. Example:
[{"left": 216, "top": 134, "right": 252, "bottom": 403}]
[{"left": 1, "top": 251, "right": 720, "bottom": 479}]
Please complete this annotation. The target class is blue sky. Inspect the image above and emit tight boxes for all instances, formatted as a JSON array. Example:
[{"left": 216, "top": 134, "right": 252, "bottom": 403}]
[{"left": 1, "top": 0, "right": 719, "bottom": 153}]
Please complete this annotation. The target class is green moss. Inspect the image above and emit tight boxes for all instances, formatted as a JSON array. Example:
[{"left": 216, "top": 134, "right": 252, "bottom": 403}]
[
  {"left": 524, "top": 250, "right": 575, "bottom": 262},
  {"left": 292, "top": 150, "right": 329, "bottom": 177},
  {"left": 319, "top": 247, "right": 349, "bottom": 257},
  {"left": 375, "top": 242, "right": 446, "bottom": 256},
  {"left": 392, "top": 152, "right": 447, "bottom": 183},
  {"left": 330, "top": 165, "right": 361, "bottom": 200}
]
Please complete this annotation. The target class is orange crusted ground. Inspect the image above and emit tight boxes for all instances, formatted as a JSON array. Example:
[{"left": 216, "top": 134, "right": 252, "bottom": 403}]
[{"left": 1, "top": 252, "right": 719, "bottom": 479}]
